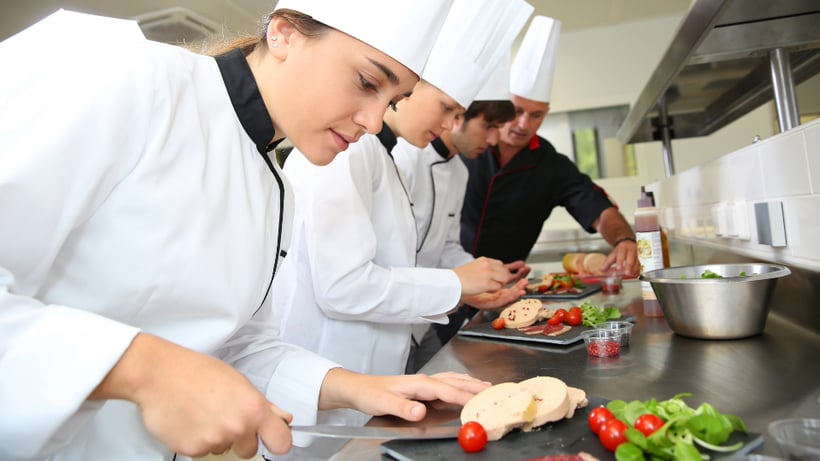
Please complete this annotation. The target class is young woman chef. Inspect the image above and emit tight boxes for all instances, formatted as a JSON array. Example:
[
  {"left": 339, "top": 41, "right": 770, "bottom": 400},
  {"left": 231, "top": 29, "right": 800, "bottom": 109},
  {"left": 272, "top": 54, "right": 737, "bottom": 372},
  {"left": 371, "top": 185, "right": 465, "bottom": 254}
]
[
  {"left": 0, "top": 2, "right": 496, "bottom": 460},
  {"left": 272, "top": 0, "right": 533, "bottom": 428},
  {"left": 393, "top": 55, "right": 534, "bottom": 373}
]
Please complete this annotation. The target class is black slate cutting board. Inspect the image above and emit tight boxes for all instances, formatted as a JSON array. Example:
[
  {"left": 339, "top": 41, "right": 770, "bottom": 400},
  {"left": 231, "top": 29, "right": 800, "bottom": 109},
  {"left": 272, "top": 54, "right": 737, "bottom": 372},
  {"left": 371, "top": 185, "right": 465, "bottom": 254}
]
[
  {"left": 380, "top": 396, "right": 763, "bottom": 461},
  {"left": 521, "top": 283, "right": 602, "bottom": 300}
]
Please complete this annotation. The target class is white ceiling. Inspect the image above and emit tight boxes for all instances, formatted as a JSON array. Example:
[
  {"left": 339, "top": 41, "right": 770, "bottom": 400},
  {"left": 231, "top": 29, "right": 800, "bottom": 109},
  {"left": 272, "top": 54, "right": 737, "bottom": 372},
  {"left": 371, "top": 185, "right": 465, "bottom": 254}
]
[{"left": 1, "top": 0, "right": 692, "bottom": 42}]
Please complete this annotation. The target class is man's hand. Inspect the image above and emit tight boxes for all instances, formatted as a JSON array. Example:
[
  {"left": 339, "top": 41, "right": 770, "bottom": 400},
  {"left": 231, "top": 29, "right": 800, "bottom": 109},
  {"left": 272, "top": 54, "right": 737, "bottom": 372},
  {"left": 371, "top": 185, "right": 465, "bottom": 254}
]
[
  {"left": 594, "top": 207, "right": 640, "bottom": 275},
  {"left": 601, "top": 239, "right": 639, "bottom": 275},
  {"left": 318, "top": 369, "right": 490, "bottom": 421},
  {"left": 91, "top": 333, "right": 293, "bottom": 458}
]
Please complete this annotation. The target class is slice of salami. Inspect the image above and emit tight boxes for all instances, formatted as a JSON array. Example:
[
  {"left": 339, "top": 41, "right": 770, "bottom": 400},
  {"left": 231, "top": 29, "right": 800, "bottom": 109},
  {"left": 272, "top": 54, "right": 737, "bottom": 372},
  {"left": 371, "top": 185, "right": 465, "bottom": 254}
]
[
  {"left": 543, "top": 324, "right": 572, "bottom": 336},
  {"left": 514, "top": 455, "right": 585, "bottom": 461},
  {"left": 518, "top": 324, "right": 549, "bottom": 335}
]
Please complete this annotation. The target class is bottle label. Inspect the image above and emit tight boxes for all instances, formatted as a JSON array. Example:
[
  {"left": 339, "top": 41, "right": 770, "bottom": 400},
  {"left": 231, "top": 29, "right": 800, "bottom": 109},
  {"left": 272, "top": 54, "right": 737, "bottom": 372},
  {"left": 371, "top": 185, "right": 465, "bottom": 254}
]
[{"left": 636, "top": 231, "right": 664, "bottom": 300}]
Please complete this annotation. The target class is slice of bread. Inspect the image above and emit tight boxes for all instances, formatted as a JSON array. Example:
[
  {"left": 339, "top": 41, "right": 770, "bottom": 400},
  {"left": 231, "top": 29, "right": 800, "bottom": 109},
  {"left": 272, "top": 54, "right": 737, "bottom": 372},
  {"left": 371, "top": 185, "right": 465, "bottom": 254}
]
[
  {"left": 460, "top": 382, "right": 537, "bottom": 441},
  {"left": 517, "top": 376, "right": 571, "bottom": 431},
  {"left": 562, "top": 253, "right": 586, "bottom": 274},
  {"left": 500, "top": 299, "right": 543, "bottom": 329},
  {"left": 582, "top": 253, "right": 607, "bottom": 275}
]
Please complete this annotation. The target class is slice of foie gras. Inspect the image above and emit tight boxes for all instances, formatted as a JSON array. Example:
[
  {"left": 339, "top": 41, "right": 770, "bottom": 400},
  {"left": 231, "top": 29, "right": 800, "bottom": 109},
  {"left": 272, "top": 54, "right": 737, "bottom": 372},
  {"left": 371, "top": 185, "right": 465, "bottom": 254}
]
[
  {"left": 565, "top": 386, "right": 589, "bottom": 418},
  {"left": 518, "top": 376, "right": 571, "bottom": 431},
  {"left": 460, "top": 382, "right": 537, "bottom": 441},
  {"left": 500, "top": 299, "right": 543, "bottom": 329}
]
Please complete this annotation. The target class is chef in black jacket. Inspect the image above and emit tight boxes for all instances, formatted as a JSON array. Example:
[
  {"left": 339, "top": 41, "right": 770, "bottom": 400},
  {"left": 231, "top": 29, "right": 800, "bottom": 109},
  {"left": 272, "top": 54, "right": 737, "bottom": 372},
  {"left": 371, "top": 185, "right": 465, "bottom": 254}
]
[{"left": 461, "top": 15, "right": 639, "bottom": 275}]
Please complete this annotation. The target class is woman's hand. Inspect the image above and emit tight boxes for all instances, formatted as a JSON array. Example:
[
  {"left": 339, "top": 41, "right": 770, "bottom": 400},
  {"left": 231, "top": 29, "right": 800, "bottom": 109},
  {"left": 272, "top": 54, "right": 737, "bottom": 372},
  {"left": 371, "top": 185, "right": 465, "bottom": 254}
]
[
  {"left": 318, "top": 369, "right": 490, "bottom": 421},
  {"left": 504, "top": 260, "right": 531, "bottom": 283},
  {"left": 462, "top": 278, "right": 527, "bottom": 310},
  {"left": 453, "top": 257, "right": 512, "bottom": 296},
  {"left": 91, "top": 333, "right": 293, "bottom": 458}
]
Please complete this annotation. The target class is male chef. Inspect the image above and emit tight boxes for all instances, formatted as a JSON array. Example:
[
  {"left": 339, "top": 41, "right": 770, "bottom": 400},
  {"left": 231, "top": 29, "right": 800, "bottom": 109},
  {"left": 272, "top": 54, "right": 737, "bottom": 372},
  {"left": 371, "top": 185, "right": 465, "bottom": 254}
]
[{"left": 460, "top": 16, "right": 640, "bottom": 277}]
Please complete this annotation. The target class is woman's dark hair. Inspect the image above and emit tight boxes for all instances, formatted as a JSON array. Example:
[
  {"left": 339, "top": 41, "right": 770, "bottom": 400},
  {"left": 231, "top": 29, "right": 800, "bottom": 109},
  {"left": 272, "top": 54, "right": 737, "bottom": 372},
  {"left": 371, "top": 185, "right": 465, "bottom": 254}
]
[
  {"left": 201, "top": 9, "right": 330, "bottom": 57},
  {"left": 464, "top": 100, "right": 516, "bottom": 125}
]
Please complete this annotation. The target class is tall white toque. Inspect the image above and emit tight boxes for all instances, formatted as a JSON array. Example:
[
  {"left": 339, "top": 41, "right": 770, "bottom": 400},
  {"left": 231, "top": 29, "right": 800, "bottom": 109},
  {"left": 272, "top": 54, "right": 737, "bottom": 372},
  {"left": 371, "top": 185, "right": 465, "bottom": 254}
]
[
  {"left": 474, "top": 48, "right": 512, "bottom": 101},
  {"left": 421, "top": 0, "right": 534, "bottom": 108},
  {"left": 510, "top": 15, "right": 562, "bottom": 103},
  {"left": 273, "top": 0, "right": 454, "bottom": 76}
]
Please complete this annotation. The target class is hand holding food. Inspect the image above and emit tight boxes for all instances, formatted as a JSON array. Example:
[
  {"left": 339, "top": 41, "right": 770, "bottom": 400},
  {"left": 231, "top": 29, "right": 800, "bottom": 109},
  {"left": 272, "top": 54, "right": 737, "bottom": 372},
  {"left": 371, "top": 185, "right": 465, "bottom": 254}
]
[
  {"left": 454, "top": 256, "right": 513, "bottom": 295},
  {"left": 463, "top": 278, "right": 528, "bottom": 311}
]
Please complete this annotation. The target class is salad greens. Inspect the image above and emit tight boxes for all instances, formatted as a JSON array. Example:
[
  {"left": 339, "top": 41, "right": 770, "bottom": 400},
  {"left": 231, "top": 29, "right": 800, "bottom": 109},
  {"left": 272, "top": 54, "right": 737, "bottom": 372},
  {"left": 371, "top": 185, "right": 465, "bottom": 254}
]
[
  {"left": 678, "top": 270, "right": 755, "bottom": 279},
  {"left": 578, "top": 300, "right": 621, "bottom": 327},
  {"left": 607, "top": 393, "right": 748, "bottom": 461}
]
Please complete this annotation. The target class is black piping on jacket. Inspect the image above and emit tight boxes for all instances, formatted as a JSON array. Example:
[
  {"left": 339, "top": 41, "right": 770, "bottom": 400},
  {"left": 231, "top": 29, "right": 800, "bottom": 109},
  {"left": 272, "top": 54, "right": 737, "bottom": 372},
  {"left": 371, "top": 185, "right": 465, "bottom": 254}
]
[
  {"left": 215, "top": 48, "right": 284, "bottom": 315},
  {"left": 377, "top": 123, "right": 419, "bottom": 267}
]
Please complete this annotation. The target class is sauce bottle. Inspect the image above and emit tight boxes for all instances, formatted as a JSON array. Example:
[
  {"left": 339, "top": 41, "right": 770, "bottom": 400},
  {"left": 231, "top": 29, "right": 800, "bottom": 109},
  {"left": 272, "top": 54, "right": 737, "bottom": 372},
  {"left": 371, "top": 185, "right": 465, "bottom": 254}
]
[
  {"left": 635, "top": 187, "right": 665, "bottom": 317},
  {"left": 646, "top": 191, "right": 671, "bottom": 268}
]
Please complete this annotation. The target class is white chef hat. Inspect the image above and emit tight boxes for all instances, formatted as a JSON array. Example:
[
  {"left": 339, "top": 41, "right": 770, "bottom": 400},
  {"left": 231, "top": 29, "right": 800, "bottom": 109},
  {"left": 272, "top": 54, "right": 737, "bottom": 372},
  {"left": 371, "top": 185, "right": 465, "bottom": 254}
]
[
  {"left": 273, "top": 0, "right": 453, "bottom": 76},
  {"left": 474, "top": 48, "right": 512, "bottom": 101},
  {"left": 421, "top": 0, "right": 534, "bottom": 108},
  {"left": 510, "top": 15, "right": 562, "bottom": 103}
]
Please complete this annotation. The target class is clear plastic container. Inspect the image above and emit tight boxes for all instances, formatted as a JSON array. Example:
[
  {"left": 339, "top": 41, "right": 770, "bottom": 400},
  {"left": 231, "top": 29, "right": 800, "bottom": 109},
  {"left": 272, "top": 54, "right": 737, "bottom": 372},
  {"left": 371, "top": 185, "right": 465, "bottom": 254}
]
[
  {"left": 581, "top": 329, "right": 622, "bottom": 357},
  {"left": 601, "top": 273, "right": 623, "bottom": 295},
  {"left": 769, "top": 418, "right": 820, "bottom": 460},
  {"left": 593, "top": 321, "right": 634, "bottom": 347}
]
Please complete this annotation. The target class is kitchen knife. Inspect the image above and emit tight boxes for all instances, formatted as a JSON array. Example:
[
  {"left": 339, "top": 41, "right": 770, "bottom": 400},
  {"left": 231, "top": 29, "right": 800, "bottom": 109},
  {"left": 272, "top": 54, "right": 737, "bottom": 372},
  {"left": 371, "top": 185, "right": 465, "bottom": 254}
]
[{"left": 289, "top": 424, "right": 460, "bottom": 440}]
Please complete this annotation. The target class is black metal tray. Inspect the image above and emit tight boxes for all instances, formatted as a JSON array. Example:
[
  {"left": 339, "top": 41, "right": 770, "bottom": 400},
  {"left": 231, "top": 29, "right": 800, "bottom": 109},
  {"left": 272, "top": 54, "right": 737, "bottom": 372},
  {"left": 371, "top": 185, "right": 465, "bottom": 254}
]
[
  {"left": 522, "top": 283, "right": 602, "bottom": 300},
  {"left": 381, "top": 396, "right": 764, "bottom": 461},
  {"left": 457, "top": 315, "right": 636, "bottom": 346}
]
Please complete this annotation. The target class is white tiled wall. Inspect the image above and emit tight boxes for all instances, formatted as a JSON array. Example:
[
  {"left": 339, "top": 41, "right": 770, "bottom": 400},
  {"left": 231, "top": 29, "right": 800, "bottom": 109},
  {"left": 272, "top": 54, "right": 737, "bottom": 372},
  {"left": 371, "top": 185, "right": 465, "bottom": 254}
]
[{"left": 649, "top": 118, "right": 820, "bottom": 272}]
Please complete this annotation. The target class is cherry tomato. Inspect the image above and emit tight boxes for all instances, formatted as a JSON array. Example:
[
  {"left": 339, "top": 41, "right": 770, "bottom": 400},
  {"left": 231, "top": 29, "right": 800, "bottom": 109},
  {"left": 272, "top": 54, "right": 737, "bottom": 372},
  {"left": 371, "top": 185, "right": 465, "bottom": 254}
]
[
  {"left": 588, "top": 406, "right": 615, "bottom": 434},
  {"left": 491, "top": 318, "right": 506, "bottom": 330},
  {"left": 458, "top": 421, "right": 488, "bottom": 453},
  {"left": 599, "top": 418, "right": 628, "bottom": 452},
  {"left": 565, "top": 310, "right": 582, "bottom": 326},
  {"left": 548, "top": 309, "right": 567, "bottom": 325},
  {"left": 538, "top": 284, "right": 549, "bottom": 293},
  {"left": 634, "top": 413, "right": 665, "bottom": 436},
  {"left": 569, "top": 306, "right": 582, "bottom": 316}
]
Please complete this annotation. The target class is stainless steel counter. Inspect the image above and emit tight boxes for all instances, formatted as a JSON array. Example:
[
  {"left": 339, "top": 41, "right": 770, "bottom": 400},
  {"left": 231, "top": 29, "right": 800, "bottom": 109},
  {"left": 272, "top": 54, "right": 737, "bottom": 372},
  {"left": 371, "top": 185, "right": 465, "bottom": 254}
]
[{"left": 335, "top": 281, "right": 820, "bottom": 460}]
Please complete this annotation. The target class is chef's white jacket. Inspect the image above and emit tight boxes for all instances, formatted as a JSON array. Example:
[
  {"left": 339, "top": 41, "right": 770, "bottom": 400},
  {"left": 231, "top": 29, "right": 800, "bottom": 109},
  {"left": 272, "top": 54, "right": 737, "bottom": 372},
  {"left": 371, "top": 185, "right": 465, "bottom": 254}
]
[
  {"left": 391, "top": 139, "right": 475, "bottom": 345},
  {"left": 0, "top": 10, "right": 337, "bottom": 461},
  {"left": 392, "top": 139, "right": 476, "bottom": 270},
  {"left": 272, "top": 127, "right": 462, "bottom": 424}
]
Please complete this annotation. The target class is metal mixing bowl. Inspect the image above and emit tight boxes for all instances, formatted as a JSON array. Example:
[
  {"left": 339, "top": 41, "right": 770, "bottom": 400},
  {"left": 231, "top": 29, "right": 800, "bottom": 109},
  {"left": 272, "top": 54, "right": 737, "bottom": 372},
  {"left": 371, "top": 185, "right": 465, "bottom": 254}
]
[{"left": 640, "top": 263, "right": 791, "bottom": 339}]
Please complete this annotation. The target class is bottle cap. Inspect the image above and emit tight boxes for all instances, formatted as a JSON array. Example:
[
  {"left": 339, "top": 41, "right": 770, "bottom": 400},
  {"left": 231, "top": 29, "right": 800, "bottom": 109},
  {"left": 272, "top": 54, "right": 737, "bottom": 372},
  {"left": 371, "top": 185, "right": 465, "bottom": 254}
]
[{"left": 637, "top": 186, "right": 654, "bottom": 208}]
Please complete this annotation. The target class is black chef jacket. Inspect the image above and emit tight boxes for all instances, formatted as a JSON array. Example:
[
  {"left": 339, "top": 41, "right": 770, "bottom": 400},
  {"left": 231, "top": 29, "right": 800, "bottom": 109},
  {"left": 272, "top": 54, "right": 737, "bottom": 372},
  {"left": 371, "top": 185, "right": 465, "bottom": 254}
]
[{"left": 460, "top": 135, "right": 614, "bottom": 263}]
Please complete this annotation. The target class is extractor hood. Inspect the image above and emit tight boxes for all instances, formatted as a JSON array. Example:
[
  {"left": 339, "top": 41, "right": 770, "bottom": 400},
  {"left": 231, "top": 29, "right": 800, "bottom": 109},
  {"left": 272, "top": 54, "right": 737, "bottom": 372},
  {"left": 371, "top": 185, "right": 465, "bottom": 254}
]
[{"left": 617, "top": 0, "right": 820, "bottom": 146}]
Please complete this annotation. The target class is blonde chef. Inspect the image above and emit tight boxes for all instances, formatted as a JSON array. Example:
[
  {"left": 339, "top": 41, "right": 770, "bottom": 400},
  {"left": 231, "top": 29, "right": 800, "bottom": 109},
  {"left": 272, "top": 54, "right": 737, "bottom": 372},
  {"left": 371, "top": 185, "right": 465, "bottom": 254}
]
[{"left": 0, "top": 2, "right": 496, "bottom": 460}]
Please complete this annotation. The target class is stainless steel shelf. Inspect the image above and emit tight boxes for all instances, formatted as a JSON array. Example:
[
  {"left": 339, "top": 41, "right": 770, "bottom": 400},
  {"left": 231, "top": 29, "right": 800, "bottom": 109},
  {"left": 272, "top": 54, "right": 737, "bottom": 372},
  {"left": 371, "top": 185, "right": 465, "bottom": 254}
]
[{"left": 617, "top": 0, "right": 820, "bottom": 147}]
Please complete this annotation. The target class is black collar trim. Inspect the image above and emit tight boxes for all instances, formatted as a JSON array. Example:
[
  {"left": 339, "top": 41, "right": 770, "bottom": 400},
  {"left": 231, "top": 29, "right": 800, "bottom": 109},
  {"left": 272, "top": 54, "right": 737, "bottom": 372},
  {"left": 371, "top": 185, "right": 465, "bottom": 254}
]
[
  {"left": 215, "top": 49, "right": 279, "bottom": 154},
  {"left": 376, "top": 123, "right": 398, "bottom": 155},
  {"left": 431, "top": 138, "right": 451, "bottom": 159}
]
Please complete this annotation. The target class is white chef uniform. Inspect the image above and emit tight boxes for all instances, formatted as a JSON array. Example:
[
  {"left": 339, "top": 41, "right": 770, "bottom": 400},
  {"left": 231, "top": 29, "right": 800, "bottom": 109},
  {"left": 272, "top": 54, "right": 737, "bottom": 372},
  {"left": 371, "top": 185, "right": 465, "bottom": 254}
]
[
  {"left": 392, "top": 138, "right": 474, "bottom": 270},
  {"left": 270, "top": 0, "right": 533, "bottom": 427},
  {"left": 0, "top": 10, "right": 338, "bottom": 461},
  {"left": 275, "top": 129, "right": 461, "bottom": 381}
]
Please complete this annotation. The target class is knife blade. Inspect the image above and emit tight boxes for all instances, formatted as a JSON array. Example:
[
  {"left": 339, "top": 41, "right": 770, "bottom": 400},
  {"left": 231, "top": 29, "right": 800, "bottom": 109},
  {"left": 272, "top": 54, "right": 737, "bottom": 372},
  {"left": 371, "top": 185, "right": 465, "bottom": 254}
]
[{"left": 289, "top": 424, "right": 461, "bottom": 440}]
